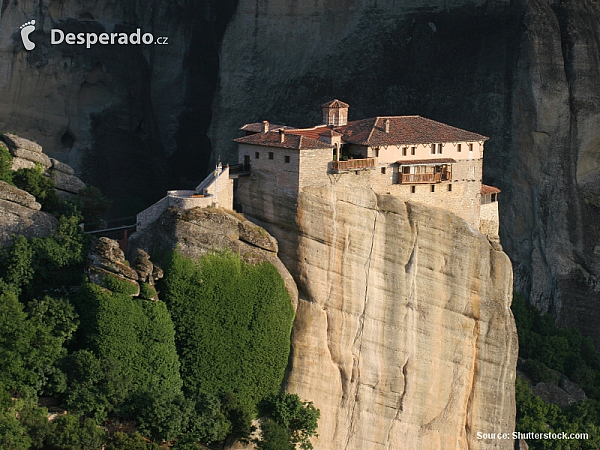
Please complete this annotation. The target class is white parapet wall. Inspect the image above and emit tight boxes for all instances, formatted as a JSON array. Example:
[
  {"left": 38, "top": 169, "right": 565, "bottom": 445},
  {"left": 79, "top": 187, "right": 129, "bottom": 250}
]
[{"left": 136, "top": 166, "right": 234, "bottom": 231}]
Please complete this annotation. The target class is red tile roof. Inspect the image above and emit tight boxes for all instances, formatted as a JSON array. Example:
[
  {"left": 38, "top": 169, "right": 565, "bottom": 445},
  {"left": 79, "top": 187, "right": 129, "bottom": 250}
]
[
  {"left": 334, "top": 116, "right": 488, "bottom": 146},
  {"left": 286, "top": 126, "right": 330, "bottom": 140},
  {"left": 396, "top": 158, "right": 457, "bottom": 165},
  {"left": 234, "top": 131, "right": 334, "bottom": 149},
  {"left": 322, "top": 99, "right": 349, "bottom": 108},
  {"left": 481, "top": 184, "right": 501, "bottom": 195},
  {"left": 239, "top": 123, "right": 295, "bottom": 133},
  {"left": 237, "top": 114, "right": 488, "bottom": 150}
]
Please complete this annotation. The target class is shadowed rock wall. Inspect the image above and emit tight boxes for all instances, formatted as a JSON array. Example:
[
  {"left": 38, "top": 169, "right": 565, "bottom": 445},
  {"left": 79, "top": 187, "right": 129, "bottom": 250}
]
[{"left": 0, "top": 0, "right": 236, "bottom": 213}]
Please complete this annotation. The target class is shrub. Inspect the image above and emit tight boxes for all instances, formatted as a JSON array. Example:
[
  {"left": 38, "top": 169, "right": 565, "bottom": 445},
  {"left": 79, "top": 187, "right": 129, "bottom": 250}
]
[
  {"left": 260, "top": 393, "right": 320, "bottom": 450},
  {"left": 160, "top": 250, "right": 295, "bottom": 410},
  {"left": 0, "top": 142, "right": 13, "bottom": 184},
  {"left": 105, "top": 432, "right": 160, "bottom": 450},
  {"left": 46, "top": 413, "right": 107, "bottom": 450},
  {"left": 521, "top": 359, "right": 552, "bottom": 384},
  {"left": 0, "top": 293, "right": 71, "bottom": 398},
  {"left": 256, "top": 420, "right": 294, "bottom": 450},
  {"left": 69, "top": 282, "right": 182, "bottom": 420},
  {"left": 101, "top": 274, "right": 139, "bottom": 297},
  {"left": 13, "top": 165, "right": 60, "bottom": 213},
  {"left": 139, "top": 282, "right": 157, "bottom": 300}
]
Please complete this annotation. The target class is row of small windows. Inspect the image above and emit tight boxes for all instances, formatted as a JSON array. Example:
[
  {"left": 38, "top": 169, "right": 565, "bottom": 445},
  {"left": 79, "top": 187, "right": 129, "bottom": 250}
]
[
  {"left": 402, "top": 147, "right": 417, "bottom": 156},
  {"left": 254, "top": 152, "right": 290, "bottom": 163},
  {"left": 409, "top": 184, "right": 453, "bottom": 193},
  {"left": 427, "top": 143, "right": 474, "bottom": 154}
]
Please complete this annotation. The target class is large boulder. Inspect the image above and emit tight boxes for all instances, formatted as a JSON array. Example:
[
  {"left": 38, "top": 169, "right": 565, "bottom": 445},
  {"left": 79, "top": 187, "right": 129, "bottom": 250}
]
[
  {"left": 0, "top": 181, "right": 57, "bottom": 245},
  {"left": 127, "top": 206, "right": 298, "bottom": 310},
  {"left": 1, "top": 133, "right": 51, "bottom": 169},
  {"left": 86, "top": 237, "right": 166, "bottom": 297}
]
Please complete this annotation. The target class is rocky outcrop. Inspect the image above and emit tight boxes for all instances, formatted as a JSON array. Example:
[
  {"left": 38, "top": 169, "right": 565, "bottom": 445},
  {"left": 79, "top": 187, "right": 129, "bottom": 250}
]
[
  {"left": 0, "top": 181, "right": 57, "bottom": 245},
  {"left": 238, "top": 174, "right": 517, "bottom": 450},
  {"left": 127, "top": 206, "right": 298, "bottom": 309},
  {"left": 2, "top": 133, "right": 50, "bottom": 170},
  {"left": 211, "top": 0, "right": 600, "bottom": 346},
  {"left": 86, "top": 237, "right": 164, "bottom": 297},
  {"left": 1, "top": 133, "right": 86, "bottom": 199}
]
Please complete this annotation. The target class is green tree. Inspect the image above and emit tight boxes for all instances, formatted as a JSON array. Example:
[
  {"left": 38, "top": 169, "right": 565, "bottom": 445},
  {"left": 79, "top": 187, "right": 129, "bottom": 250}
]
[
  {"left": 0, "top": 235, "right": 34, "bottom": 295},
  {"left": 256, "top": 420, "right": 294, "bottom": 450},
  {"left": 160, "top": 250, "right": 295, "bottom": 409},
  {"left": 67, "top": 280, "right": 182, "bottom": 422},
  {"left": 13, "top": 165, "right": 60, "bottom": 213},
  {"left": 0, "top": 142, "right": 13, "bottom": 184},
  {"left": 46, "top": 413, "right": 107, "bottom": 450},
  {"left": 263, "top": 393, "right": 320, "bottom": 450},
  {"left": 0, "top": 293, "right": 70, "bottom": 397},
  {"left": 105, "top": 432, "right": 160, "bottom": 450},
  {"left": 0, "top": 410, "right": 31, "bottom": 450},
  {"left": 136, "top": 392, "right": 192, "bottom": 442}
]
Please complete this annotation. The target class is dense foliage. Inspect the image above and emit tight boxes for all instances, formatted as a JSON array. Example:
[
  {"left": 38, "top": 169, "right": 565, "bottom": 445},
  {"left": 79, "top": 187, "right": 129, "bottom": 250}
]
[
  {"left": 0, "top": 195, "right": 316, "bottom": 448},
  {"left": 513, "top": 294, "right": 600, "bottom": 449},
  {"left": 0, "top": 142, "right": 13, "bottom": 184},
  {"left": 258, "top": 393, "right": 320, "bottom": 450},
  {"left": 69, "top": 280, "right": 182, "bottom": 421},
  {"left": 160, "top": 250, "right": 295, "bottom": 409}
]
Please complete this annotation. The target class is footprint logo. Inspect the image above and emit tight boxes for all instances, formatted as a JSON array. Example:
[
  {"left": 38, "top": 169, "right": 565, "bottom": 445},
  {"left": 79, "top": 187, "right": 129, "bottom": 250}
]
[{"left": 20, "top": 20, "right": 36, "bottom": 51}]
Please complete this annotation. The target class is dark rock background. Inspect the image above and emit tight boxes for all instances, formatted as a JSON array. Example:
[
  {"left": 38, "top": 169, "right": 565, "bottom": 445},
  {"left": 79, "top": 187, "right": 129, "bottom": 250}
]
[{"left": 0, "top": 0, "right": 236, "bottom": 215}]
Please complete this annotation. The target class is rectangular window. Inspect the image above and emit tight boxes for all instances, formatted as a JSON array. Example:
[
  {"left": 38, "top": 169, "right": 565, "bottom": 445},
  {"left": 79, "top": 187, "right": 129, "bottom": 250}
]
[
  {"left": 255, "top": 152, "right": 260, "bottom": 159},
  {"left": 402, "top": 147, "right": 407, "bottom": 156},
  {"left": 457, "top": 144, "right": 462, "bottom": 152},
  {"left": 381, "top": 167, "right": 386, "bottom": 174},
  {"left": 411, "top": 186, "right": 416, "bottom": 194},
  {"left": 431, "top": 144, "right": 436, "bottom": 155},
  {"left": 268, "top": 152, "right": 273, "bottom": 160},
  {"left": 437, "top": 143, "right": 443, "bottom": 154},
  {"left": 448, "top": 184, "right": 452, "bottom": 192},
  {"left": 491, "top": 193, "right": 497, "bottom": 202},
  {"left": 284, "top": 155, "right": 290, "bottom": 163},
  {"left": 431, "top": 185, "right": 435, "bottom": 193},
  {"left": 469, "top": 143, "right": 473, "bottom": 152},
  {"left": 411, "top": 146, "right": 416, "bottom": 155},
  {"left": 375, "top": 148, "right": 380, "bottom": 158}
]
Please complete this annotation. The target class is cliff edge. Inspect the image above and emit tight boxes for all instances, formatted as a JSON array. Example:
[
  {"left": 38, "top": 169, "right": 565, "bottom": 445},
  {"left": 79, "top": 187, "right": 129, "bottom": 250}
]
[{"left": 238, "top": 173, "right": 517, "bottom": 449}]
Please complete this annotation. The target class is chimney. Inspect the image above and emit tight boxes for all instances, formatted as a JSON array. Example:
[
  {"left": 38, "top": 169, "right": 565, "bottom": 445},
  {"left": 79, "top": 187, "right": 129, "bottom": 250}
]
[
  {"left": 384, "top": 119, "right": 390, "bottom": 134},
  {"left": 262, "top": 121, "right": 269, "bottom": 134},
  {"left": 279, "top": 129, "right": 285, "bottom": 143}
]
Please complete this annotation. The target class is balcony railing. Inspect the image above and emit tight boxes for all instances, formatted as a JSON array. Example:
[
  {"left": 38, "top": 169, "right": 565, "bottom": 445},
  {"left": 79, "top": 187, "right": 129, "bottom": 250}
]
[
  {"left": 400, "top": 173, "right": 443, "bottom": 184},
  {"left": 332, "top": 157, "right": 376, "bottom": 172}
]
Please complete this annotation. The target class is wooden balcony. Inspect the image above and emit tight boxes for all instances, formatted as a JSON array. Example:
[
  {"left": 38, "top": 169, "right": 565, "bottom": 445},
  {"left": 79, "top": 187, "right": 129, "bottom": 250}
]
[
  {"left": 332, "top": 157, "right": 376, "bottom": 172},
  {"left": 400, "top": 173, "right": 444, "bottom": 184}
]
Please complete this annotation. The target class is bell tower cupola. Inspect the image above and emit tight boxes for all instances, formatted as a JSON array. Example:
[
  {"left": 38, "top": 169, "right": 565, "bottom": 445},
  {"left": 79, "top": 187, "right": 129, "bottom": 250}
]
[{"left": 322, "top": 99, "right": 349, "bottom": 126}]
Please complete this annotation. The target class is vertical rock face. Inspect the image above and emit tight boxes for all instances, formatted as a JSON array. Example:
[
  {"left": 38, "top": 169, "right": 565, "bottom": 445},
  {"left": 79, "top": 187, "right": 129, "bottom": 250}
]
[
  {"left": 0, "top": 0, "right": 236, "bottom": 210},
  {"left": 238, "top": 176, "right": 517, "bottom": 449},
  {"left": 213, "top": 0, "right": 600, "bottom": 345}
]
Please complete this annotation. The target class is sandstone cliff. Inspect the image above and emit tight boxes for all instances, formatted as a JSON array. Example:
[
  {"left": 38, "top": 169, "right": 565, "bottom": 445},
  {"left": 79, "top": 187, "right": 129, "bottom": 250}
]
[
  {"left": 211, "top": 0, "right": 600, "bottom": 347},
  {"left": 238, "top": 173, "right": 517, "bottom": 449}
]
